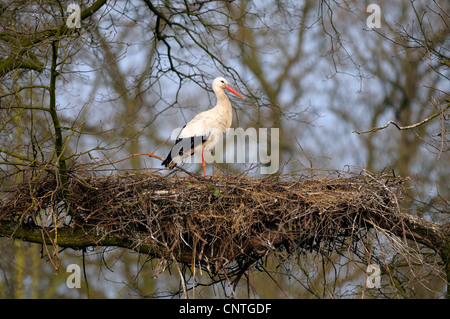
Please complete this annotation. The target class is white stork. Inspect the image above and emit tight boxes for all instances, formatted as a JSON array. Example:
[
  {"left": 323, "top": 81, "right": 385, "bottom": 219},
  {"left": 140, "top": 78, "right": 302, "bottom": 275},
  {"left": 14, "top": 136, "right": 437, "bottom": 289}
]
[{"left": 161, "top": 77, "right": 244, "bottom": 176}]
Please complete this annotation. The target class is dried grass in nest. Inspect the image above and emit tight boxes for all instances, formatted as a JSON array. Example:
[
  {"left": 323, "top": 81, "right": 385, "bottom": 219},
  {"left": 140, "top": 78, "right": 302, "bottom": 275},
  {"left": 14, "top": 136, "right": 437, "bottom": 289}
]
[{"left": 0, "top": 168, "right": 407, "bottom": 276}]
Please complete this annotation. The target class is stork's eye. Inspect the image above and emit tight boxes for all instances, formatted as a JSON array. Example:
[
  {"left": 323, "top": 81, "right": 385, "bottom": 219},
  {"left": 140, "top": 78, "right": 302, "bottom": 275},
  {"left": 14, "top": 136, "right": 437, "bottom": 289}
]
[{"left": 221, "top": 80, "right": 224, "bottom": 83}]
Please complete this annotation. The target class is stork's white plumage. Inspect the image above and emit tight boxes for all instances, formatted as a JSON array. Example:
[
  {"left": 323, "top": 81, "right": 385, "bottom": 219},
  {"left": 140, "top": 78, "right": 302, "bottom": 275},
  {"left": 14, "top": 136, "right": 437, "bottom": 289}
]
[{"left": 162, "top": 77, "right": 244, "bottom": 176}]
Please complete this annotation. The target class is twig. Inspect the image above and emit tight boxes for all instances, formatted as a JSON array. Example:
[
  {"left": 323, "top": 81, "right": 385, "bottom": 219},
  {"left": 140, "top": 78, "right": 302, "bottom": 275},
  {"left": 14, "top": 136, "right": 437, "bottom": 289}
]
[
  {"left": 172, "top": 253, "right": 189, "bottom": 299},
  {"left": 93, "top": 152, "right": 164, "bottom": 168},
  {"left": 354, "top": 102, "right": 449, "bottom": 134},
  {"left": 438, "top": 105, "right": 445, "bottom": 160}
]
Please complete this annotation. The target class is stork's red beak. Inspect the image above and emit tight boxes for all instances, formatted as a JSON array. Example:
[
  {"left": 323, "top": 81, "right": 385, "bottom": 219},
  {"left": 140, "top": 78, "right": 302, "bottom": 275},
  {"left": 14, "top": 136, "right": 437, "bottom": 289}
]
[{"left": 225, "top": 85, "right": 244, "bottom": 99}]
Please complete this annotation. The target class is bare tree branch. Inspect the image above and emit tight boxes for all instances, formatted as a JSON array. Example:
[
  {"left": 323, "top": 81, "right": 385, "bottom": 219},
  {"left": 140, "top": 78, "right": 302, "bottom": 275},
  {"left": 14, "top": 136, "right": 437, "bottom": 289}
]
[{"left": 354, "top": 102, "right": 450, "bottom": 134}]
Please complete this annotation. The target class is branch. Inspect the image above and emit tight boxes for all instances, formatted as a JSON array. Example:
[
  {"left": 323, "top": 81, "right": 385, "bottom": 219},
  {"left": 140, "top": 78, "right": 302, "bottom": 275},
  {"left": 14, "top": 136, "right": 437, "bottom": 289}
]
[
  {"left": 354, "top": 102, "right": 450, "bottom": 134},
  {"left": 0, "top": 0, "right": 107, "bottom": 77},
  {"left": 0, "top": 147, "right": 34, "bottom": 163},
  {"left": 0, "top": 220, "right": 189, "bottom": 260}
]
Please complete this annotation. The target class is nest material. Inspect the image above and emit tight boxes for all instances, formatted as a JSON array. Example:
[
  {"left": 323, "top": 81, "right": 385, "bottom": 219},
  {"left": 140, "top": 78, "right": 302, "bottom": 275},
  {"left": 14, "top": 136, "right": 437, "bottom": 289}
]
[{"left": 1, "top": 169, "right": 406, "bottom": 274}]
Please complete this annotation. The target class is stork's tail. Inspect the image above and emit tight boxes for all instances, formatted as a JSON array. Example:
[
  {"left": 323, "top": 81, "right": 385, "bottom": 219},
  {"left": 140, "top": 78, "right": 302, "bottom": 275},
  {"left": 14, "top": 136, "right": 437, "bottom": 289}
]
[
  {"left": 161, "top": 151, "right": 174, "bottom": 168},
  {"left": 162, "top": 136, "right": 207, "bottom": 168}
]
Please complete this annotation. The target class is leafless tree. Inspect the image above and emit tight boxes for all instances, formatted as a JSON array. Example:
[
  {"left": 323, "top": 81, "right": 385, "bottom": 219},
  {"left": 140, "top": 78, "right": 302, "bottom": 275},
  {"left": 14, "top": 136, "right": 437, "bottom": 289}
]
[{"left": 0, "top": 0, "right": 448, "bottom": 298}]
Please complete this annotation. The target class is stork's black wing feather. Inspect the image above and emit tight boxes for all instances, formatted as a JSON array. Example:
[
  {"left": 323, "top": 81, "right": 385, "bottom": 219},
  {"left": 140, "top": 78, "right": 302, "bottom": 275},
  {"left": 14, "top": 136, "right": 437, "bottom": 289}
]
[{"left": 161, "top": 135, "right": 208, "bottom": 167}]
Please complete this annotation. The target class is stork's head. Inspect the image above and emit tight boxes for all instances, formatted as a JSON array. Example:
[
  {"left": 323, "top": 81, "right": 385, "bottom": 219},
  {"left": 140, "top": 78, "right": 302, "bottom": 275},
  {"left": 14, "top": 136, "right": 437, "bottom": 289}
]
[{"left": 212, "top": 77, "right": 244, "bottom": 99}]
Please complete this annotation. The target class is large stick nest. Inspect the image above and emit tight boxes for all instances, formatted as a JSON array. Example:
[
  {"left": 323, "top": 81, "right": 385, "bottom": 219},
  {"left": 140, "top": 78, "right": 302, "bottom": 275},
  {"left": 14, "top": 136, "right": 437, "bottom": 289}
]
[{"left": 0, "top": 169, "right": 409, "bottom": 275}]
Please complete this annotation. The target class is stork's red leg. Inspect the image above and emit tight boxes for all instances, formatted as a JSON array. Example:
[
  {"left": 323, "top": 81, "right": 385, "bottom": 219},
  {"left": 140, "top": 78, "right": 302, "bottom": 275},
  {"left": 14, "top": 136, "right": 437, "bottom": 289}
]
[{"left": 202, "top": 149, "right": 207, "bottom": 176}]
